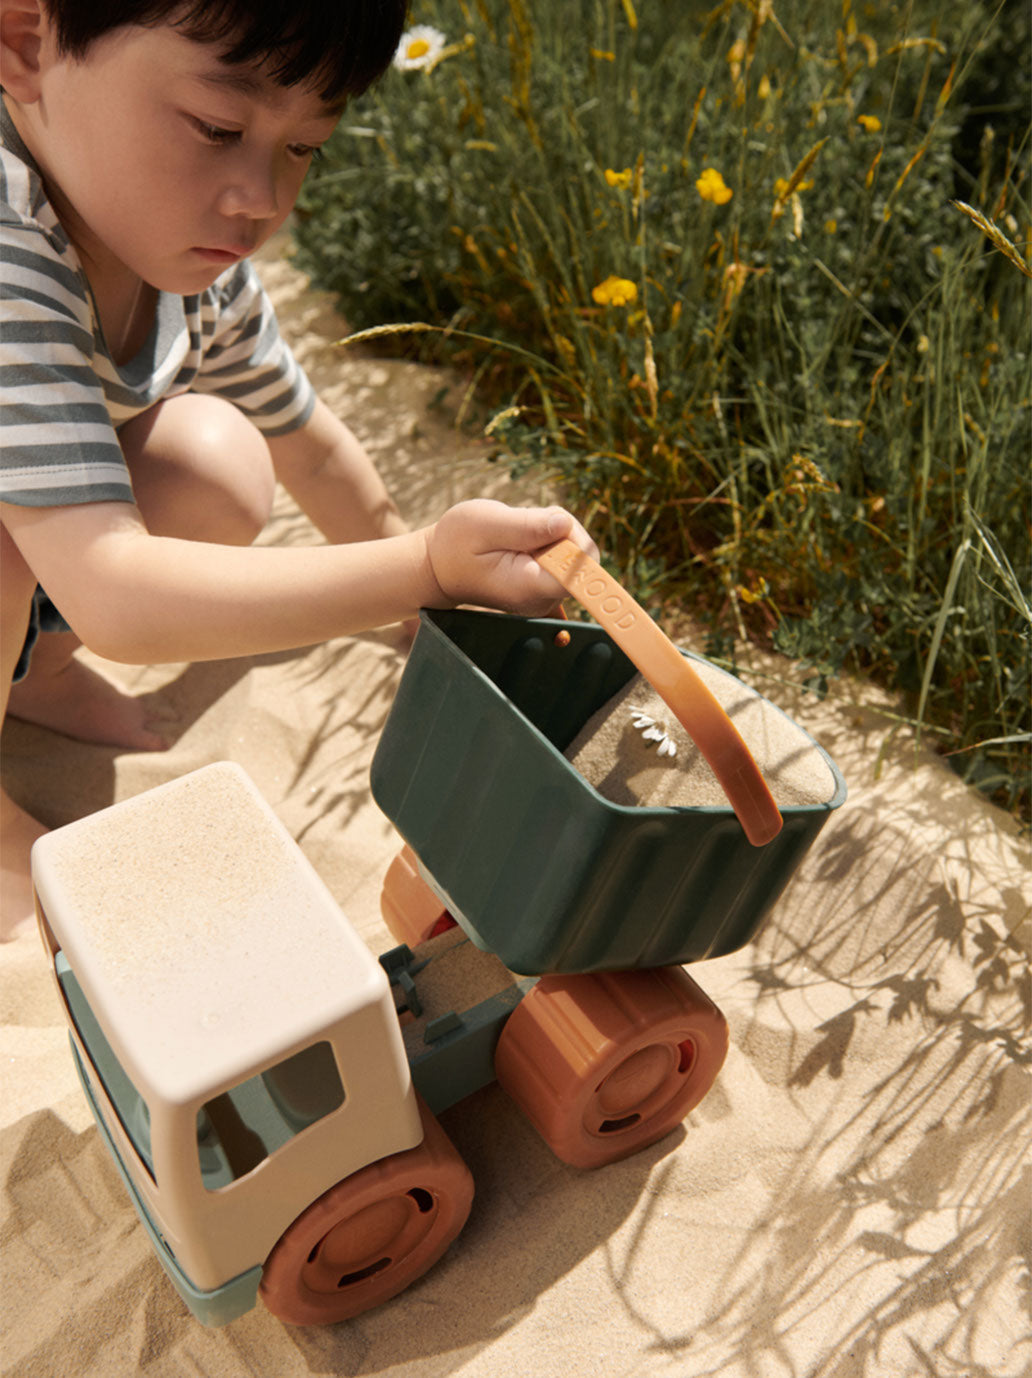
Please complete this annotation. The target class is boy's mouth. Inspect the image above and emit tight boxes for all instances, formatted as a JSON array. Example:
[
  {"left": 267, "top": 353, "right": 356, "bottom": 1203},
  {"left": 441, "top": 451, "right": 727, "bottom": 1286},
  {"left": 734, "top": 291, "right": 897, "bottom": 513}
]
[{"left": 192, "top": 245, "right": 251, "bottom": 264}]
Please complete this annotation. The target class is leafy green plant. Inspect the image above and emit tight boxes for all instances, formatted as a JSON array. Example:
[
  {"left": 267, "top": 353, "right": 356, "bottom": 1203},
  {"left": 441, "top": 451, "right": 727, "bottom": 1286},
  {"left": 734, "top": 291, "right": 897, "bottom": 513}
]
[{"left": 294, "top": 0, "right": 1031, "bottom": 815}]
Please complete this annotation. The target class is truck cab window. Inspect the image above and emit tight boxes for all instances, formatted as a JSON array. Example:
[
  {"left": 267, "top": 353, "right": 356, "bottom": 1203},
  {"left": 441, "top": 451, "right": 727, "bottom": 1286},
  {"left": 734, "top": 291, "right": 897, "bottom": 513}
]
[{"left": 198, "top": 1042, "right": 346, "bottom": 1191}]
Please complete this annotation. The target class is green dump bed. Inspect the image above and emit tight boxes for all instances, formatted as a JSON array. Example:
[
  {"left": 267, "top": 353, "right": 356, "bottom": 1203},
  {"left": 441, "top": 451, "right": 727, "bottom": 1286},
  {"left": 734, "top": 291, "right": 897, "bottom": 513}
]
[{"left": 371, "top": 609, "right": 845, "bottom": 976}]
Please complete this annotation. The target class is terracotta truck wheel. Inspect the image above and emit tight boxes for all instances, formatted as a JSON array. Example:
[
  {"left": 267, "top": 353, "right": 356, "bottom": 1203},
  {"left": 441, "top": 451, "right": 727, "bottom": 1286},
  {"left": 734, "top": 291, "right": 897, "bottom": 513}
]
[
  {"left": 380, "top": 844, "right": 457, "bottom": 947},
  {"left": 494, "top": 966, "right": 728, "bottom": 1169},
  {"left": 259, "top": 1099, "right": 473, "bottom": 1325}
]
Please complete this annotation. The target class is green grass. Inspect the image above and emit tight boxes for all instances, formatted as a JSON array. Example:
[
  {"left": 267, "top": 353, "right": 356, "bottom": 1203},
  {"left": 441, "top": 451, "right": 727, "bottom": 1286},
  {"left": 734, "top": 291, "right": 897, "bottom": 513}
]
[{"left": 294, "top": 0, "right": 1031, "bottom": 817}]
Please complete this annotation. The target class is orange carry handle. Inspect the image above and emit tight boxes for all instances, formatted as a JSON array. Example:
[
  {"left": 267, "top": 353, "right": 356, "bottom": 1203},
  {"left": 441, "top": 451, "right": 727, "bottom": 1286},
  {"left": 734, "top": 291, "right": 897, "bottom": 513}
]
[{"left": 536, "top": 539, "right": 783, "bottom": 846}]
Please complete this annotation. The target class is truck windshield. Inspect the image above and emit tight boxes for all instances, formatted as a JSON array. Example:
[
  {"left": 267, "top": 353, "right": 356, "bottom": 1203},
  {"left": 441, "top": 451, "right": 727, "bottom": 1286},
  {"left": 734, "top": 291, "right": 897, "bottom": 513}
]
[{"left": 55, "top": 952, "right": 155, "bottom": 1181}]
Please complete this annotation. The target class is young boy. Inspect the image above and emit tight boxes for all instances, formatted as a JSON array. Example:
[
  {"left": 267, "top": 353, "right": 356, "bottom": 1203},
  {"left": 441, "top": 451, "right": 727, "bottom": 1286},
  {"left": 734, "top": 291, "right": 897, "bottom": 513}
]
[{"left": 0, "top": 0, "right": 595, "bottom": 932}]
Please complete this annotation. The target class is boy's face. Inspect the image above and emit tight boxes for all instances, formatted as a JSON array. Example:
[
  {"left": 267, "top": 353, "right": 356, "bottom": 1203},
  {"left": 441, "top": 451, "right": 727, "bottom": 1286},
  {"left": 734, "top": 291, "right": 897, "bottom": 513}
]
[{"left": 23, "top": 21, "right": 343, "bottom": 292}]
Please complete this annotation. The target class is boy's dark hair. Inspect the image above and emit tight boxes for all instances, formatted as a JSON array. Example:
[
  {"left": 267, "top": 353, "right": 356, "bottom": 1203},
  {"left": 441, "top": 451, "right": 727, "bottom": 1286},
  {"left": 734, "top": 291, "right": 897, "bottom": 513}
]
[{"left": 44, "top": 0, "right": 409, "bottom": 102}]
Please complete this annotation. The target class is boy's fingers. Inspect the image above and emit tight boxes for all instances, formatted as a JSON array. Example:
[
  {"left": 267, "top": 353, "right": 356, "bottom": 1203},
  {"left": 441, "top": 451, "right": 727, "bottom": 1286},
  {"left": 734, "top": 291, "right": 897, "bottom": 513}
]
[
  {"left": 509, "top": 505, "right": 597, "bottom": 560},
  {"left": 443, "top": 499, "right": 595, "bottom": 559},
  {"left": 502, "top": 508, "right": 599, "bottom": 609},
  {"left": 468, "top": 501, "right": 568, "bottom": 553}
]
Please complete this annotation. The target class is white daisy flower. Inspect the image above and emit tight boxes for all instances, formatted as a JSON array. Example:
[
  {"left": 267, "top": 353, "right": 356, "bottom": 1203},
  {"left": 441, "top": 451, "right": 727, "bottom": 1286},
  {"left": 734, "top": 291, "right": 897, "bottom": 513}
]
[
  {"left": 628, "top": 707, "right": 678, "bottom": 758},
  {"left": 393, "top": 25, "right": 447, "bottom": 71}
]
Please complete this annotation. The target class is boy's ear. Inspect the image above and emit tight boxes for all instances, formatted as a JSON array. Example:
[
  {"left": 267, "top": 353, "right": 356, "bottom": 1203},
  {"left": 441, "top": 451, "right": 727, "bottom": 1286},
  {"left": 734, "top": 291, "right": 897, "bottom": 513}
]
[{"left": 0, "top": 0, "right": 47, "bottom": 103}]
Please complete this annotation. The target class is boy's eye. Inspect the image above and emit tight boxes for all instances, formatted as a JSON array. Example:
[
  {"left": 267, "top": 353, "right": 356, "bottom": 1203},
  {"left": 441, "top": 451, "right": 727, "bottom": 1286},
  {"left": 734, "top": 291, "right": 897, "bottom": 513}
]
[
  {"left": 288, "top": 143, "right": 324, "bottom": 162},
  {"left": 192, "top": 118, "right": 240, "bottom": 146}
]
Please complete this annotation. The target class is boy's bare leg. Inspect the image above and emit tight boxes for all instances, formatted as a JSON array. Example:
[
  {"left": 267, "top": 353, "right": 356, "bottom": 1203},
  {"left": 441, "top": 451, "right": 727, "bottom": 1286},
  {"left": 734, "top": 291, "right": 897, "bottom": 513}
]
[
  {"left": 0, "top": 794, "right": 48, "bottom": 942},
  {"left": 1, "top": 523, "right": 49, "bottom": 938},
  {"left": 5, "top": 629, "right": 173, "bottom": 750},
  {"left": 1, "top": 395, "right": 276, "bottom": 936}
]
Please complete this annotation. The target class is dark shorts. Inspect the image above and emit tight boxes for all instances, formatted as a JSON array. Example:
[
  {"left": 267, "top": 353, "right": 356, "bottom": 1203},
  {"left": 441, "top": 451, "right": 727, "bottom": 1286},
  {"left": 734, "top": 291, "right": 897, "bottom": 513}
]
[{"left": 13, "top": 587, "right": 72, "bottom": 683}]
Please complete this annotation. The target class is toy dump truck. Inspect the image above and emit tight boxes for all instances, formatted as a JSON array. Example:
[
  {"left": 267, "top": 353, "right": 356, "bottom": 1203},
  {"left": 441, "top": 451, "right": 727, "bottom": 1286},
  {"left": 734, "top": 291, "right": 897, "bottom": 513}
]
[{"left": 31, "top": 548, "right": 845, "bottom": 1327}]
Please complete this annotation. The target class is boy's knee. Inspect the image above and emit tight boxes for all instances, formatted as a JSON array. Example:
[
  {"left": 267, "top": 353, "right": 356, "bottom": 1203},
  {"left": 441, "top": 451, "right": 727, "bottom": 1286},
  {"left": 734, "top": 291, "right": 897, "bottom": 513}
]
[
  {"left": 180, "top": 400, "right": 276, "bottom": 543},
  {"left": 122, "top": 395, "right": 276, "bottom": 545}
]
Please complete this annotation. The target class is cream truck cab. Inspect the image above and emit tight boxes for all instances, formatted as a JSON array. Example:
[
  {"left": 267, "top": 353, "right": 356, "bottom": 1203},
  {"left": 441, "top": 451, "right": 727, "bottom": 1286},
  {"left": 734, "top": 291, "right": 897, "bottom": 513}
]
[{"left": 31, "top": 762, "right": 473, "bottom": 1326}]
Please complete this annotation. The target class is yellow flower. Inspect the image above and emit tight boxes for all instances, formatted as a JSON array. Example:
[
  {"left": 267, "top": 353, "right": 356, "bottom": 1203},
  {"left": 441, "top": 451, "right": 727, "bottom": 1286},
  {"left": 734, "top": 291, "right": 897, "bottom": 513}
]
[
  {"left": 857, "top": 114, "right": 882, "bottom": 133},
  {"left": 774, "top": 176, "right": 814, "bottom": 199},
  {"left": 605, "top": 167, "right": 633, "bottom": 189},
  {"left": 824, "top": 218, "right": 838, "bottom": 234},
  {"left": 592, "top": 275, "right": 638, "bottom": 307},
  {"left": 736, "top": 578, "right": 770, "bottom": 605},
  {"left": 696, "top": 167, "right": 733, "bottom": 204}
]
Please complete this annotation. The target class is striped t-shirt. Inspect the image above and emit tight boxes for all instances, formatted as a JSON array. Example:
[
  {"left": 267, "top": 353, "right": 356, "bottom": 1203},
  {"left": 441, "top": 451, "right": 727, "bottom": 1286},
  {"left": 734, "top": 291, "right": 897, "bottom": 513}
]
[{"left": 0, "top": 100, "right": 315, "bottom": 509}]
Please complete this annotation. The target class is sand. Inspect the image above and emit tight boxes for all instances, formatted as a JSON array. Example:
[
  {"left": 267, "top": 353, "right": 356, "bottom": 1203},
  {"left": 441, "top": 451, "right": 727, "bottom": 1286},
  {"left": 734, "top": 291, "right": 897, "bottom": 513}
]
[
  {"left": 1, "top": 233, "right": 1028, "bottom": 1378},
  {"left": 566, "top": 668, "right": 840, "bottom": 810}
]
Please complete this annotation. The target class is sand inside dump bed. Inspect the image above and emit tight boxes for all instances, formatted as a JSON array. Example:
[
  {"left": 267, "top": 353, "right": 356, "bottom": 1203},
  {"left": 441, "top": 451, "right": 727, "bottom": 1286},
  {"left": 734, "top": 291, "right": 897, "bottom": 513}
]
[{"left": 565, "top": 662, "right": 838, "bottom": 811}]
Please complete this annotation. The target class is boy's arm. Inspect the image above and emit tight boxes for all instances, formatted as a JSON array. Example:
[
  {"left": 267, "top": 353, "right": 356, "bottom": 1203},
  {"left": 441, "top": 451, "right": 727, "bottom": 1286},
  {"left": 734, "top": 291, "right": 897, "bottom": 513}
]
[
  {"left": 1, "top": 497, "right": 591, "bottom": 667},
  {"left": 266, "top": 397, "right": 410, "bottom": 544}
]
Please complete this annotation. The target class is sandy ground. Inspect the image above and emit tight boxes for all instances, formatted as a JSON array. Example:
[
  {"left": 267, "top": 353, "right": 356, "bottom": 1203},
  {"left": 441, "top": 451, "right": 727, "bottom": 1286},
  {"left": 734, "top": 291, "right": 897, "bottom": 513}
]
[{"left": 1, "top": 236, "right": 1028, "bottom": 1378}]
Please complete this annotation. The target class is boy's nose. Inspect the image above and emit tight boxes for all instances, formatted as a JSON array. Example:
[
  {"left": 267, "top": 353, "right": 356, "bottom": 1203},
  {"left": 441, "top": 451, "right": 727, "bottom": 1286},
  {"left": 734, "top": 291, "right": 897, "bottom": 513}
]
[{"left": 216, "top": 158, "right": 281, "bottom": 221}]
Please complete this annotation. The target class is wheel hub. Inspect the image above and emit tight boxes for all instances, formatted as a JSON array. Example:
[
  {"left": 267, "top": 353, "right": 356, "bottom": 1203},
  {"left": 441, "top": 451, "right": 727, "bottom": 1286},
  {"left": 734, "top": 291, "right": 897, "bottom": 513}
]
[
  {"left": 596, "top": 1044, "right": 673, "bottom": 1117},
  {"left": 302, "top": 1192, "right": 434, "bottom": 1294}
]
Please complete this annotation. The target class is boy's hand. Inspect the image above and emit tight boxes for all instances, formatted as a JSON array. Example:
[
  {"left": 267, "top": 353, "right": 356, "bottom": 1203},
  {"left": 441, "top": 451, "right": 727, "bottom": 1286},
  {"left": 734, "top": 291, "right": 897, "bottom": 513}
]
[{"left": 424, "top": 500, "right": 597, "bottom": 617}]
